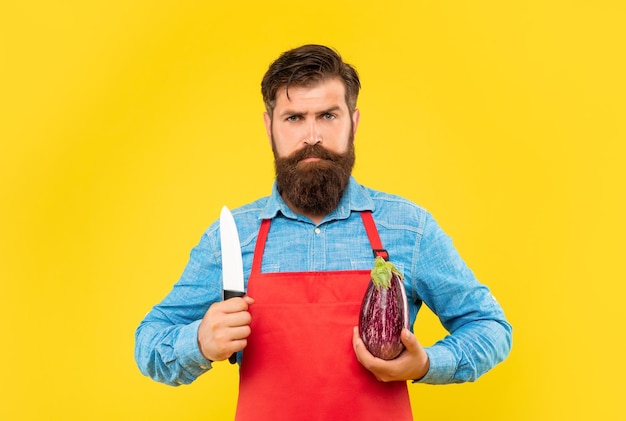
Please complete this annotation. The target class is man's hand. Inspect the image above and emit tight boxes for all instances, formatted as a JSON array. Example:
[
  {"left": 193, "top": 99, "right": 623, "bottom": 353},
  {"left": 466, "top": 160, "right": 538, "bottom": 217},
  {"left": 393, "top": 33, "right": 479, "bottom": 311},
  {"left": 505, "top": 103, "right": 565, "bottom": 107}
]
[
  {"left": 352, "top": 326, "right": 430, "bottom": 382},
  {"left": 198, "top": 296, "right": 254, "bottom": 362}
]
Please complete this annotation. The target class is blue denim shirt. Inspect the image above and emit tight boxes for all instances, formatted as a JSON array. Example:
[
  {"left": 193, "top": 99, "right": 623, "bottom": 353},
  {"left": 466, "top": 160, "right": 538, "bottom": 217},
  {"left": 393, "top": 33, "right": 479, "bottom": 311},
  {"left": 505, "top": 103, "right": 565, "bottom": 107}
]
[{"left": 135, "top": 177, "right": 512, "bottom": 386}]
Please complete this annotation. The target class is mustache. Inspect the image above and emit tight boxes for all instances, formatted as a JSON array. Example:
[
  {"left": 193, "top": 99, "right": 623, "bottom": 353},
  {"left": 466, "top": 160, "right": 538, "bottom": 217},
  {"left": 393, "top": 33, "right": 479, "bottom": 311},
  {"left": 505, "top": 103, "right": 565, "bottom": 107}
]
[{"left": 290, "top": 144, "right": 341, "bottom": 162}]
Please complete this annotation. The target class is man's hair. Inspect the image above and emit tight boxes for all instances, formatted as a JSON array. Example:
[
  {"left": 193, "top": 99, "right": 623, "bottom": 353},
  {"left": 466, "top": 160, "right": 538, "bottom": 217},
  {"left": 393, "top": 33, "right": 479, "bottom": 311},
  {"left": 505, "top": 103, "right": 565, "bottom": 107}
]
[{"left": 261, "top": 44, "right": 361, "bottom": 116}]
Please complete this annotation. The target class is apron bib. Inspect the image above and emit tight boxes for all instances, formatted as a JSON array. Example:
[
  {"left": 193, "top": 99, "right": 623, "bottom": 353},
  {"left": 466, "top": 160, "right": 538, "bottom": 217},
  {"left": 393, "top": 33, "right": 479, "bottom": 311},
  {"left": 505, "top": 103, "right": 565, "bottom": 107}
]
[{"left": 234, "top": 212, "right": 413, "bottom": 421}]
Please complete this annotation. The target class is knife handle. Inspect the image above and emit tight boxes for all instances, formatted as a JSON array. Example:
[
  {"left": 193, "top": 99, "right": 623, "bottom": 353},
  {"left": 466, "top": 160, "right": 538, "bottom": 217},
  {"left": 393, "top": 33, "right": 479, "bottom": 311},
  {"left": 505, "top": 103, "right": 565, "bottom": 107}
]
[
  {"left": 223, "top": 289, "right": 245, "bottom": 301},
  {"left": 223, "top": 290, "right": 246, "bottom": 364}
]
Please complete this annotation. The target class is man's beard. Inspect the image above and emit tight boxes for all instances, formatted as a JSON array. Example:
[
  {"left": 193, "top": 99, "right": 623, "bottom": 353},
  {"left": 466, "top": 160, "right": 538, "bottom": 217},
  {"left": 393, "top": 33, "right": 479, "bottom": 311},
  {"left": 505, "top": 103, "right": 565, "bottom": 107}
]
[{"left": 273, "top": 138, "right": 355, "bottom": 216}]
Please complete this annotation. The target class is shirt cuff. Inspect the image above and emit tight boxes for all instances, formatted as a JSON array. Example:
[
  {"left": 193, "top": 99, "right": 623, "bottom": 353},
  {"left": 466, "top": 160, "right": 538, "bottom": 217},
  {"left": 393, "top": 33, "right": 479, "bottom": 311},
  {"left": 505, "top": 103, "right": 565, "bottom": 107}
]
[
  {"left": 414, "top": 344, "right": 457, "bottom": 384},
  {"left": 175, "top": 319, "right": 213, "bottom": 374}
]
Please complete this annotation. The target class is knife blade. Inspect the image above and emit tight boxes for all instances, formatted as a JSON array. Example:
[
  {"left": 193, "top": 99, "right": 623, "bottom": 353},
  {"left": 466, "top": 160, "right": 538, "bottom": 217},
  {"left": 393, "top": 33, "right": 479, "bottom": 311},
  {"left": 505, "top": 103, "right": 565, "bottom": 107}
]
[
  {"left": 219, "top": 206, "right": 246, "bottom": 365},
  {"left": 220, "top": 205, "right": 245, "bottom": 300}
]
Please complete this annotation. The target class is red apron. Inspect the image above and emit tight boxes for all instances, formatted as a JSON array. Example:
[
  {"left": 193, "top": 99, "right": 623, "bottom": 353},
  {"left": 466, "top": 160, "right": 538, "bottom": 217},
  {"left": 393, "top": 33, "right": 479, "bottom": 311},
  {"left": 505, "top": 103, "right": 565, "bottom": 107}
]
[{"left": 234, "top": 212, "right": 413, "bottom": 421}]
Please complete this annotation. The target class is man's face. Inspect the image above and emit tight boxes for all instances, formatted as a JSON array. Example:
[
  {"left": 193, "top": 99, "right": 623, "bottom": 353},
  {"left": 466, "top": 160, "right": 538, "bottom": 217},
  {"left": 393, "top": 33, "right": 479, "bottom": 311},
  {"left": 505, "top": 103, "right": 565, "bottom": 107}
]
[
  {"left": 264, "top": 78, "right": 359, "bottom": 159},
  {"left": 263, "top": 78, "right": 360, "bottom": 216}
]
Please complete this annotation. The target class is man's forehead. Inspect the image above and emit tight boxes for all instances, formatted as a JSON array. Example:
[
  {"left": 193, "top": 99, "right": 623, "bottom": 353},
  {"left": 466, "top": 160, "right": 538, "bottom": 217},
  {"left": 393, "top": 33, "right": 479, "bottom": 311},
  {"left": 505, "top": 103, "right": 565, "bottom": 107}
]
[{"left": 274, "top": 79, "right": 347, "bottom": 108}]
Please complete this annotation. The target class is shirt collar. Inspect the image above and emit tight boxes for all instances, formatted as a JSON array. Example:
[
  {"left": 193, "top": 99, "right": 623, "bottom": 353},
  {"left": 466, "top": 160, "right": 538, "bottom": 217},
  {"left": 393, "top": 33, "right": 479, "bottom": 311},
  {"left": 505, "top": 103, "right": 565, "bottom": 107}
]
[{"left": 259, "top": 176, "right": 375, "bottom": 222}]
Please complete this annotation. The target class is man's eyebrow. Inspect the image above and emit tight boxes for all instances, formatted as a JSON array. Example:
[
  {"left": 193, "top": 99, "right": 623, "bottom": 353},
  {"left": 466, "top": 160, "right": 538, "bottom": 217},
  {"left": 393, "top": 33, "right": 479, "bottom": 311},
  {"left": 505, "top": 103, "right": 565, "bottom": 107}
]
[
  {"left": 278, "top": 109, "right": 302, "bottom": 118},
  {"left": 317, "top": 106, "right": 342, "bottom": 115},
  {"left": 278, "top": 106, "right": 343, "bottom": 118}
]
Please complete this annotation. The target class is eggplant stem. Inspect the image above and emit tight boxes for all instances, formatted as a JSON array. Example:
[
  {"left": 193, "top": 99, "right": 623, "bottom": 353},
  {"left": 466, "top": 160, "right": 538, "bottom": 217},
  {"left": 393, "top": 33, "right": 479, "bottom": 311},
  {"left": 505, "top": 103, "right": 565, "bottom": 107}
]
[{"left": 370, "top": 256, "right": 403, "bottom": 289}]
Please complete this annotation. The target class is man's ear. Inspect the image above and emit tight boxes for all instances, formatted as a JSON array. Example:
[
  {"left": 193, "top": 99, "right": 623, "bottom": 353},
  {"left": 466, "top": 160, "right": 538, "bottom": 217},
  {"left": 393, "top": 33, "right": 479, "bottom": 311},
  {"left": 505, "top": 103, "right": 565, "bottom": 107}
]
[
  {"left": 352, "top": 109, "right": 360, "bottom": 135},
  {"left": 263, "top": 112, "right": 272, "bottom": 144}
]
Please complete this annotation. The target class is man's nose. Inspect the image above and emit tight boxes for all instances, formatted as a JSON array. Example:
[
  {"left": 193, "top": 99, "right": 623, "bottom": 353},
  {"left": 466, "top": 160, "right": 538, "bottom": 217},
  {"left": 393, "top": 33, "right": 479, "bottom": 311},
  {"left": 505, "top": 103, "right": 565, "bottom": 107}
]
[{"left": 303, "top": 121, "right": 322, "bottom": 145}]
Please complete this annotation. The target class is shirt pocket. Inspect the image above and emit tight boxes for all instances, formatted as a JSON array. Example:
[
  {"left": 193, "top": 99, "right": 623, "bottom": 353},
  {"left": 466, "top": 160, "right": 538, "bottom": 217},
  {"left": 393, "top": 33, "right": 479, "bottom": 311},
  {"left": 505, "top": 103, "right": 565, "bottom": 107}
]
[
  {"left": 350, "top": 259, "right": 405, "bottom": 276},
  {"left": 261, "top": 263, "right": 281, "bottom": 273},
  {"left": 349, "top": 259, "right": 372, "bottom": 270}
]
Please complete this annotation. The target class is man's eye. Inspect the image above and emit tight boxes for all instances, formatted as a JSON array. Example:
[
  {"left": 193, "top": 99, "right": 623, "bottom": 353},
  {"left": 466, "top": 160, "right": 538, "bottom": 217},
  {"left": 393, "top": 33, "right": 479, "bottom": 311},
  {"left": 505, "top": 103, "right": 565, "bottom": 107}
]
[
  {"left": 323, "top": 114, "right": 336, "bottom": 120},
  {"left": 286, "top": 115, "right": 299, "bottom": 121}
]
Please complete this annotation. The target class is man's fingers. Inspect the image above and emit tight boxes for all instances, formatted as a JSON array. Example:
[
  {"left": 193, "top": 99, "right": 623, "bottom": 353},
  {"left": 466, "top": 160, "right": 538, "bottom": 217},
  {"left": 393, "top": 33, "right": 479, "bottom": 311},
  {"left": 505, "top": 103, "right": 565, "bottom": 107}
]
[
  {"left": 352, "top": 326, "right": 360, "bottom": 346},
  {"left": 198, "top": 297, "right": 254, "bottom": 361},
  {"left": 352, "top": 326, "right": 366, "bottom": 356},
  {"left": 400, "top": 328, "right": 418, "bottom": 352},
  {"left": 352, "top": 326, "right": 380, "bottom": 368},
  {"left": 219, "top": 296, "right": 253, "bottom": 313},
  {"left": 223, "top": 309, "right": 252, "bottom": 328}
]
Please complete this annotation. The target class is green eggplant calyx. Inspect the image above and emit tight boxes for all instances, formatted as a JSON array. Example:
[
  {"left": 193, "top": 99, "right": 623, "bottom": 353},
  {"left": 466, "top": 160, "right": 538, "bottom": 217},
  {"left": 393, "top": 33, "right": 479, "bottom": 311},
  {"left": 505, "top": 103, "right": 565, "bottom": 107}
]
[{"left": 370, "top": 256, "right": 403, "bottom": 290}]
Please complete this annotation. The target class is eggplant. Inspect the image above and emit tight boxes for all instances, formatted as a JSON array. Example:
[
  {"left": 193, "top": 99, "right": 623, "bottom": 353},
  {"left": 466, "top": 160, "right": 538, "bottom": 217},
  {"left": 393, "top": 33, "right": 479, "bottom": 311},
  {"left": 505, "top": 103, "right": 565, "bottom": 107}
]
[{"left": 359, "top": 256, "right": 410, "bottom": 360}]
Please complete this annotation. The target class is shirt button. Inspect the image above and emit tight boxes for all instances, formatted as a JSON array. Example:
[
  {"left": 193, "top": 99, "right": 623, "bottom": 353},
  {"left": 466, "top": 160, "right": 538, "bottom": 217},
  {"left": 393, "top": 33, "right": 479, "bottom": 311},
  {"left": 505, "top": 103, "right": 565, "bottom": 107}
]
[{"left": 314, "top": 228, "right": 321, "bottom": 234}]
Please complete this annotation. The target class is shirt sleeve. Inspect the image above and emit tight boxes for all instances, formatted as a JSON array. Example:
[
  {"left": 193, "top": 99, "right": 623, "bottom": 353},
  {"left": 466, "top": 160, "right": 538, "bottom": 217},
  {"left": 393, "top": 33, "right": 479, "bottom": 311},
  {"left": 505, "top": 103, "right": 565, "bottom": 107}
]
[
  {"left": 412, "top": 213, "right": 512, "bottom": 384},
  {"left": 134, "top": 229, "right": 223, "bottom": 386}
]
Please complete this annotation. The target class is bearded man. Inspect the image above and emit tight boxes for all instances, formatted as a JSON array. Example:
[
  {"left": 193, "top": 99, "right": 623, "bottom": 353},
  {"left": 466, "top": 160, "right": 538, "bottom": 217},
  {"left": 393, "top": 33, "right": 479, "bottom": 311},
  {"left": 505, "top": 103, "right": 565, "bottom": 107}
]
[{"left": 135, "top": 44, "right": 512, "bottom": 421}]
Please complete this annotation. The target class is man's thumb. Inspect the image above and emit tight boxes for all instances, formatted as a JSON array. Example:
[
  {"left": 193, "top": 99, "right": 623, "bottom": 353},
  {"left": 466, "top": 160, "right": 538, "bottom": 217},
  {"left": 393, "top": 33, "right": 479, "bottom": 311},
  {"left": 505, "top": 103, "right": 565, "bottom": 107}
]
[{"left": 401, "top": 328, "right": 419, "bottom": 351}]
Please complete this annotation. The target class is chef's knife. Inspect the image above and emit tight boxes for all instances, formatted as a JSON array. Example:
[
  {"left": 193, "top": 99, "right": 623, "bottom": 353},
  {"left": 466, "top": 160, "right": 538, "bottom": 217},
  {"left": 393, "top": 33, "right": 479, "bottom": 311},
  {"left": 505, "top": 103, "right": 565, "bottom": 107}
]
[
  {"left": 220, "top": 205, "right": 245, "bottom": 299},
  {"left": 219, "top": 206, "right": 245, "bottom": 364}
]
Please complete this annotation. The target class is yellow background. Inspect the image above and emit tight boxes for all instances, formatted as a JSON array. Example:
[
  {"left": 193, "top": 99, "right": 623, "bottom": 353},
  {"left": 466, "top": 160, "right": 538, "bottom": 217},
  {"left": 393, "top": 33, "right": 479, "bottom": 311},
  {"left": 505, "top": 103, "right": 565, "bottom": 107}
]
[{"left": 1, "top": 1, "right": 624, "bottom": 420}]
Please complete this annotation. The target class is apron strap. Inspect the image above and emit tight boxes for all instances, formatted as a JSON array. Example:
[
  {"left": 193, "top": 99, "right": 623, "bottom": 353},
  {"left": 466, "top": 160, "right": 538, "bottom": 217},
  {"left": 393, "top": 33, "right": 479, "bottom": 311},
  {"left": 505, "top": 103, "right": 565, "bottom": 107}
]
[
  {"left": 251, "top": 211, "right": 389, "bottom": 276},
  {"left": 360, "top": 211, "right": 389, "bottom": 261},
  {"left": 251, "top": 219, "right": 271, "bottom": 276}
]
